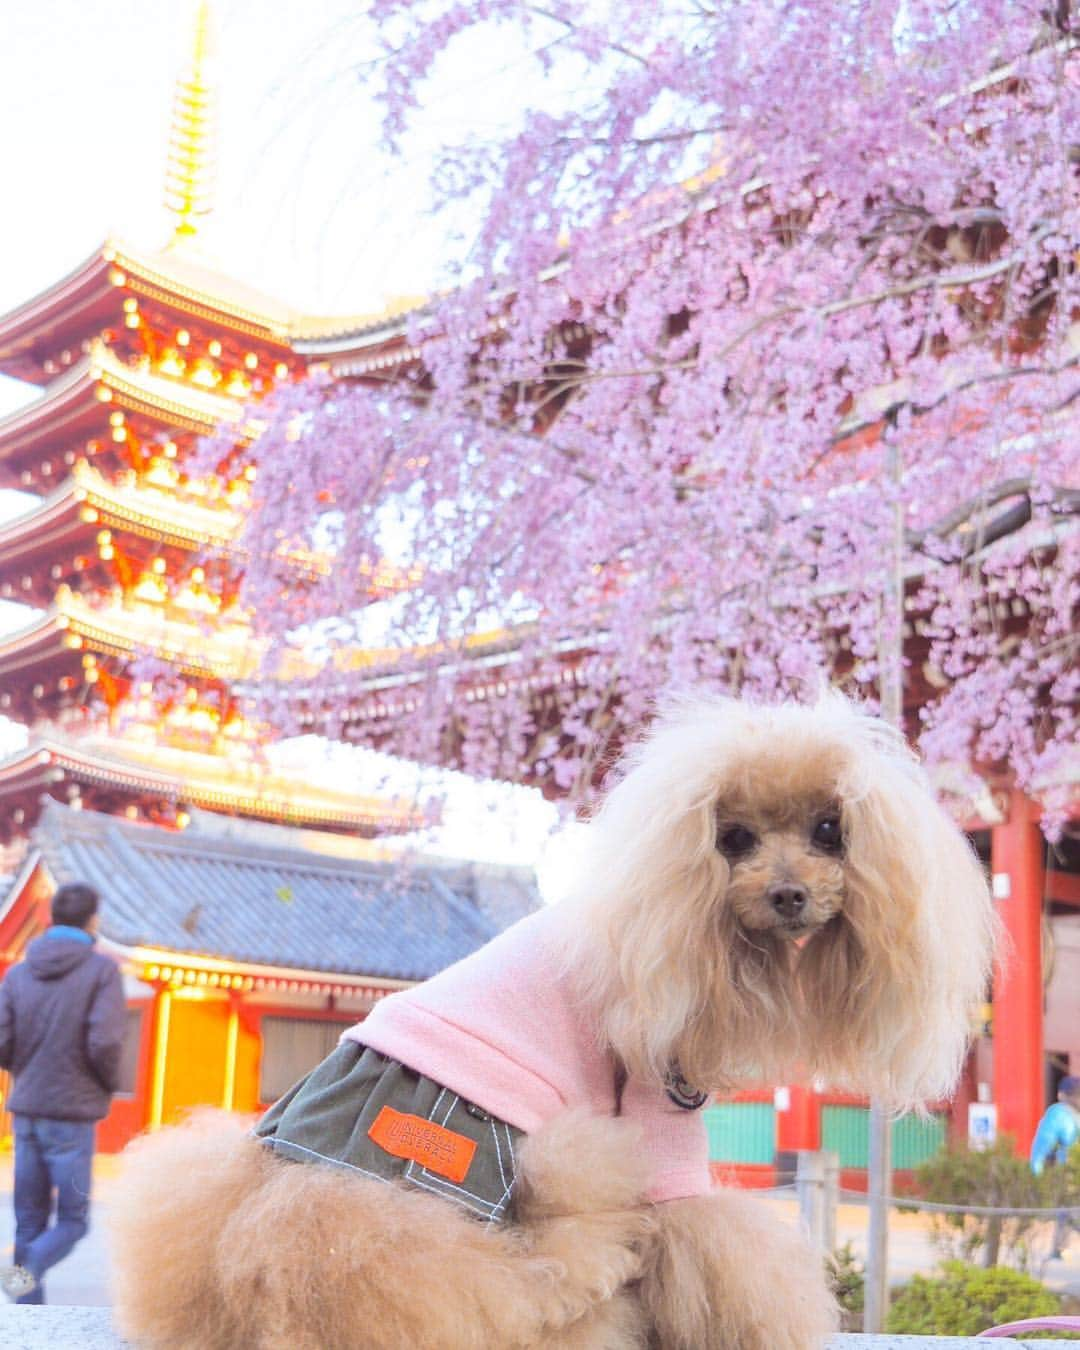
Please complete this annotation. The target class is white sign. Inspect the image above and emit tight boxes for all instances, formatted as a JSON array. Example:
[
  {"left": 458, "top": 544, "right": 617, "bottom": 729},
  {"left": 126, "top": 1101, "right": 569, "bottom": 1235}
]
[{"left": 969, "top": 1101, "right": 997, "bottom": 1150}]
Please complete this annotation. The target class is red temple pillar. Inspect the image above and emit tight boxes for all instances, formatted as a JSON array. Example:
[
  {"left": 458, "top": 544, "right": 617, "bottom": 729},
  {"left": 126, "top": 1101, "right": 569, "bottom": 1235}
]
[{"left": 992, "top": 791, "right": 1045, "bottom": 1154}]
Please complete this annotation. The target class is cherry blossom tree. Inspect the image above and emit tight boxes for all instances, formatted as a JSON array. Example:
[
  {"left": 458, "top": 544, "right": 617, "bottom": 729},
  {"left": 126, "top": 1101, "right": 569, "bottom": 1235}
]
[{"left": 211, "top": 0, "right": 1079, "bottom": 830}]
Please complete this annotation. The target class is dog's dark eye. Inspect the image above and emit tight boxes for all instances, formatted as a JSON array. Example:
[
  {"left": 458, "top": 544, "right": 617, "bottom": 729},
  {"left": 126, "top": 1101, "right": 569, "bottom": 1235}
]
[
  {"left": 718, "top": 825, "right": 757, "bottom": 858},
  {"left": 811, "top": 815, "right": 844, "bottom": 854}
]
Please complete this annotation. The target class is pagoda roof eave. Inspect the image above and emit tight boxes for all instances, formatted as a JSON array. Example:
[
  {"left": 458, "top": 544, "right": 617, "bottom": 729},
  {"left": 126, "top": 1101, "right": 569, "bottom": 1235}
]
[
  {"left": 0, "top": 239, "right": 298, "bottom": 383},
  {"left": 0, "top": 343, "right": 244, "bottom": 471},
  {"left": 102, "top": 935, "right": 412, "bottom": 997},
  {"left": 0, "top": 596, "right": 253, "bottom": 683},
  {"left": 0, "top": 464, "right": 237, "bottom": 568},
  {"left": 0, "top": 737, "right": 424, "bottom": 836},
  {"left": 290, "top": 300, "right": 431, "bottom": 359}
]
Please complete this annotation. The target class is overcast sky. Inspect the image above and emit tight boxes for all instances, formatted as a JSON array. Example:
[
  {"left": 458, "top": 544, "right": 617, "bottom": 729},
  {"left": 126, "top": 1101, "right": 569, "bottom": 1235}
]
[{"left": 0, "top": 0, "right": 570, "bottom": 874}]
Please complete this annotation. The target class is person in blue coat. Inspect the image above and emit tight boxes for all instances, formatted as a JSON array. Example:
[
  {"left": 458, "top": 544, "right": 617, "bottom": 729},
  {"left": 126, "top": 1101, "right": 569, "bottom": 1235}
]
[
  {"left": 0, "top": 882, "right": 126, "bottom": 1303},
  {"left": 1031, "top": 1075, "right": 1080, "bottom": 1258}
]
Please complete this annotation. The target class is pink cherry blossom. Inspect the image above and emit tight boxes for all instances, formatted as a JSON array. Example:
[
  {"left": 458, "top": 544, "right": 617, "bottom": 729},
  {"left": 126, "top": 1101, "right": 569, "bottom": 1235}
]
[{"left": 202, "top": 1, "right": 1078, "bottom": 831}]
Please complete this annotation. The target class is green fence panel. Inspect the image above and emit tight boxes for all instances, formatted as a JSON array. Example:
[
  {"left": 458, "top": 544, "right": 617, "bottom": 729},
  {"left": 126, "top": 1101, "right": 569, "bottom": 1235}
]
[
  {"left": 821, "top": 1105, "right": 948, "bottom": 1169},
  {"left": 892, "top": 1111, "right": 948, "bottom": 1169},
  {"left": 704, "top": 1102, "right": 776, "bottom": 1165}
]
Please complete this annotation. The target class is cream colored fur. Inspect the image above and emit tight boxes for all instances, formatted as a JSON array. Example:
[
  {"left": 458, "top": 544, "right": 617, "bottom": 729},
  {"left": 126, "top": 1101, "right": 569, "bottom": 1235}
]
[
  {"left": 560, "top": 690, "right": 996, "bottom": 1109},
  {"left": 110, "top": 692, "right": 994, "bottom": 1348}
]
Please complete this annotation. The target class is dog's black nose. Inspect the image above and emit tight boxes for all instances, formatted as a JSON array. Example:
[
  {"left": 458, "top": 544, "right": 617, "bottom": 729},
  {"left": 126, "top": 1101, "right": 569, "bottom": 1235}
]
[{"left": 769, "top": 884, "right": 808, "bottom": 920}]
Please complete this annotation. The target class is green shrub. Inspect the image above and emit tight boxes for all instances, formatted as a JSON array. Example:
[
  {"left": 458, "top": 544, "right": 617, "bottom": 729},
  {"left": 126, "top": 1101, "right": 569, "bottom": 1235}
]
[
  {"left": 907, "top": 1135, "right": 1052, "bottom": 1269},
  {"left": 826, "top": 1242, "right": 865, "bottom": 1330},
  {"left": 886, "top": 1261, "right": 1064, "bottom": 1336}
]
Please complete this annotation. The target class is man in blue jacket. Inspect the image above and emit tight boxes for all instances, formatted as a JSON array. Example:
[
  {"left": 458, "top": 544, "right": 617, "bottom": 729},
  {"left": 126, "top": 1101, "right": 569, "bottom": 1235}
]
[
  {"left": 1031, "top": 1074, "right": 1080, "bottom": 1258},
  {"left": 0, "top": 882, "right": 126, "bottom": 1303}
]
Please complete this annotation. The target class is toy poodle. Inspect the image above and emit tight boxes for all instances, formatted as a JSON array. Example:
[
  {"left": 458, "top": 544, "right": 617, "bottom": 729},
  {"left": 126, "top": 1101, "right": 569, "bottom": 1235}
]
[{"left": 110, "top": 691, "right": 995, "bottom": 1348}]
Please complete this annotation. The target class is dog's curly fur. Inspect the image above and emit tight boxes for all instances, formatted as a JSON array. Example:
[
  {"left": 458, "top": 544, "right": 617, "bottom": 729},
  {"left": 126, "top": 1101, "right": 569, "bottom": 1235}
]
[{"left": 110, "top": 693, "right": 994, "bottom": 1348}]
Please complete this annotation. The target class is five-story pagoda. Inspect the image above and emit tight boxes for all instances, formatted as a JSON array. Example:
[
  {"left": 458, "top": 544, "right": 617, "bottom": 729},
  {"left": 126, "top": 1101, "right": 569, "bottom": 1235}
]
[{"left": 0, "top": 3, "right": 416, "bottom": 843}]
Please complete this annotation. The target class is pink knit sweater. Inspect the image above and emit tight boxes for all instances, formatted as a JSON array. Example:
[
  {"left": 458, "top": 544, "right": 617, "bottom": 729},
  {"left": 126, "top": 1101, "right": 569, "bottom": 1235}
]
[{"left": 342, "top": 905, "right": 712, "bottom": 1204}]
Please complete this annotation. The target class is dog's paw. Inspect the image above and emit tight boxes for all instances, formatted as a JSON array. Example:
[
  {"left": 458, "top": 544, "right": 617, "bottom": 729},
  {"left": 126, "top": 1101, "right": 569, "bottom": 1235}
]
[{"left": 640, "top": 1189, "right": 838, "bottom": 1349}]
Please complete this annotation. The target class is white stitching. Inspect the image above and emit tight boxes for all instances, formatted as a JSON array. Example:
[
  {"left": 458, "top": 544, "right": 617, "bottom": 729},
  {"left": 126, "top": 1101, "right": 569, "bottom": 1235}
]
[
  {"left": 262, "top": 1137, "right": 387, "bottom": 1184},
  {"left": 414, "top": 1091, "right": 499, "bottom": 1205},
  {"left": 410, "top": 1171, "right": 499, "bottom": 1211},
  {"left": 490, "top": 1118, "right": 508, "bottom": 1189},
  {"left": 404, "top": 1168, "right": 498, "bottom": 1216},
  {"left": 485, "top": 1167, "right": 516, "bottom": 1227},
  {"left": 410, "top": 1159, "right": 497, "bottom": 1204}
]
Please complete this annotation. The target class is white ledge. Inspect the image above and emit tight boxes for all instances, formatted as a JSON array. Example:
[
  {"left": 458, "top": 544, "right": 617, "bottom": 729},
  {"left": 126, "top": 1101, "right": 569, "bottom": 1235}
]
[{"left": 0, "top": 1309, "right": 1075, "bottom": 1349}]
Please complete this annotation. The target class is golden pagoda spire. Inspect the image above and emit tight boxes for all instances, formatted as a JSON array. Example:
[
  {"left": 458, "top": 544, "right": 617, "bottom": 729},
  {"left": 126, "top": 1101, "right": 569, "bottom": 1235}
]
[{"left": 164, "top": 1, "right": 216, "bottom": 242}]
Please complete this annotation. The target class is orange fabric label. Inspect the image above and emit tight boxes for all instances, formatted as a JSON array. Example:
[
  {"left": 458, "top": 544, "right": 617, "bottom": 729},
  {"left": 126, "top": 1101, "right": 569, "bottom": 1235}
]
[{"left": 368, "top": 1105, "right": 477, "bottom": 1184}]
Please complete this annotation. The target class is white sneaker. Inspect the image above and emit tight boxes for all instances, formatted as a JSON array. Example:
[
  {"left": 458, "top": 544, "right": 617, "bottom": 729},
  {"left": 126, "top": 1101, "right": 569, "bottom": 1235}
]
[{"left": 0, "top": 1264, "right": 37, "bottom": 1299}]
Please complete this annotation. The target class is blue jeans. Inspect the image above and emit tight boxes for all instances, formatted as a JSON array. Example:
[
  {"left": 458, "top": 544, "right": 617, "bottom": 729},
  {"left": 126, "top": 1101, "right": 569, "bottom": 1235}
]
[{"left": 11, "top": 1115, "right": 95, "bottom": 1304}]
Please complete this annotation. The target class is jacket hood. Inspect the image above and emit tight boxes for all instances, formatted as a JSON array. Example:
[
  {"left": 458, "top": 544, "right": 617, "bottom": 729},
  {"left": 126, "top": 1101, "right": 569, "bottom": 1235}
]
[{"left": 25, "top": 934, "right": 97, "bottom": 980}]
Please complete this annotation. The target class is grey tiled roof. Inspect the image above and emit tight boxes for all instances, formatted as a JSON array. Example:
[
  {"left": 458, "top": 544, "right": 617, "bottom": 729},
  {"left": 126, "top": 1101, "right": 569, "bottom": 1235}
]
[{"left": 32, "top": 801, "right": 538, "bottom": 982}]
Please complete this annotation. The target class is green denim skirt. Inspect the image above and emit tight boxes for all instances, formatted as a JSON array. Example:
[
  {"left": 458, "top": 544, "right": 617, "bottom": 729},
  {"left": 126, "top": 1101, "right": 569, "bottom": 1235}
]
[{"left": 254, "top": 1041, "right": 524, "bottom": 1224}]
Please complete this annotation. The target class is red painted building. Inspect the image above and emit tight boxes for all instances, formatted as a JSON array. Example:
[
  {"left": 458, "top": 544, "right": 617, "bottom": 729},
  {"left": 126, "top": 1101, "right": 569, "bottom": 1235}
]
[
  {"left": 0, "top": 801, "right": 537, "bottom": 1153},
  {"left": 0, "top": 1, "right": 1073, "bottom": 1182}
]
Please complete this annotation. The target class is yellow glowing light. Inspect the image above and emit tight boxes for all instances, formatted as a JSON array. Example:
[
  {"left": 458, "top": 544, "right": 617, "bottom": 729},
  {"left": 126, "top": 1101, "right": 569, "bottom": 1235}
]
[
  {"left": 85, "top": 669, "right": 99, "bottom": 684},
  {"left": 95, "top": 387, "right": 112, "bottom": 403},
  {"left": 274, "top": 362, "right": 288, "bottom": 378},
  {"left": 99, "top": 545, "right": 115, "bottom": 561},
  {"left": 80, "top": 506, "right": 99, "bottom": 523},
  {"left": 151, "top": 557, "right": 167, "bottom": 575},
  {"left": 111, "top": 427, "right": 127, "bottom": 443},
  {"left": 124, "top": 314, "right": 140, "bottom": 329},
  {"left": 208, "top": 339, "right": 222, "bottom": 357},
  {"left": 138, "top": 681, "right": 153, "bottom": 695},
  {"left": 125, "top": 805, "right": 139, "bottom": 819},
  {"left": 108, "top": 412, "right": 124, "bottom": 426},
  {"left": 158, "top": 350, "right": 185, "bottom": 377},
  {"left": 177, "top": 329, "right": 190, "bottom": 347},
  {"left": 81, "top": 654, "right": 97, "bottom": 668},
  {"left": 190, "top": 359, "right": 220, "bottom": 388},
  {"left": 149, "top": 989, "right": 172, "bottom": 1129},
  {"left": 108, "top": 267, "right": 127, "bottom": 286},
  {"left": 244, "top": 352, "right": 258, "bottom": 370},
  {"left": 176, "top": 811, "right": 191, "bottom": 829},
  {"left": 243, "top": 465, "right": 257, "bottom": 482},
  {"left": 133, "top": 574, "right": 166, "bottom": 603},
  {"left": 163, "top": 440, "right": 178, "bottom": 458},
  {"left": 123, "top": 297, "right": 138, "bottom": 314},
  {"left": 191, "top": 566, "right": 205, "bottom": 584},
  {"left": 223, "top": 1008, "right": 240, "bottom": 1110},
  {"left": 96, "top": 530, "right": 112, "bottom": 546}
]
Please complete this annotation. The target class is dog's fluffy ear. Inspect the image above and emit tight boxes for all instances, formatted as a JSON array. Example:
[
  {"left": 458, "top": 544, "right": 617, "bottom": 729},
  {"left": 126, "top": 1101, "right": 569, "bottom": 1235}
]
[
  {"left": 799, "top": 717, "right": 996, "bottom": 1110},
  {"left": 558, "top": 697, "right": 802, "bottom": 1092}
]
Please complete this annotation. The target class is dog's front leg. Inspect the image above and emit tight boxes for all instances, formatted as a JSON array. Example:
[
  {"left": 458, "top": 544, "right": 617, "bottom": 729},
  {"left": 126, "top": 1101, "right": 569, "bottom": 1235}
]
[{"left": 637, "top": 1189, "right": 838, "bottom": 1350}]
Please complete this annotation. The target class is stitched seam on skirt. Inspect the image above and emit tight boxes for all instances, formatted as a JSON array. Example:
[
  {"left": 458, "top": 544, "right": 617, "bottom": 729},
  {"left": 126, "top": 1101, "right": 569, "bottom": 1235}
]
[
  {"left": 408, "top": 1088, "right": 518, "bottom": 1218},
  {"left": 491, "top": 1118, "right": 508, "bottom": 1190},
  {"left": 404, "top": 1168, "right": 501, "bottom": 1218},
  {"left": 262, "top": 1136, "right": 387, "bottom": 1185}
]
